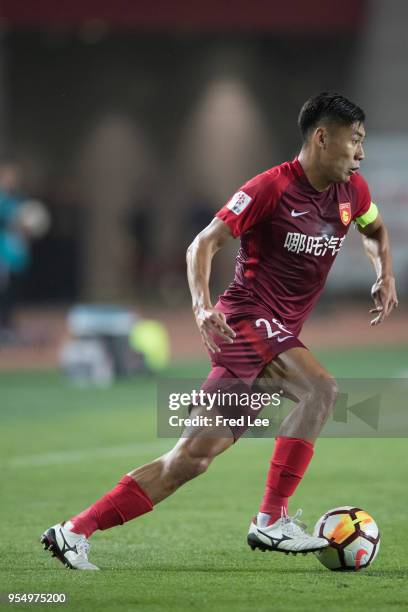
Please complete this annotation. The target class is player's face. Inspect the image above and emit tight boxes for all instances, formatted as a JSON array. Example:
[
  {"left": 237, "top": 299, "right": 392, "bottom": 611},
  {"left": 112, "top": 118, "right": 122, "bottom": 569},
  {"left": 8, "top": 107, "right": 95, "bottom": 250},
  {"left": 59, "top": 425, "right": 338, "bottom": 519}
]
[{"left": 321, "top": 122, "right": 365, "bottom": 184}]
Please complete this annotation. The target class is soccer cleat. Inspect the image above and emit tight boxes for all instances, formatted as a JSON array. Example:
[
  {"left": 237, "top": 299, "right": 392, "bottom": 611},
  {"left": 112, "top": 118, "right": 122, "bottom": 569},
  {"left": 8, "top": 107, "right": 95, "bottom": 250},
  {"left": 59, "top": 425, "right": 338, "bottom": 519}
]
[
  {"left": 40, "top": 523, "right": 99, "bottom": 570},
  {"left": 247, "top": 509, "right": 329, "bottom": 555}
]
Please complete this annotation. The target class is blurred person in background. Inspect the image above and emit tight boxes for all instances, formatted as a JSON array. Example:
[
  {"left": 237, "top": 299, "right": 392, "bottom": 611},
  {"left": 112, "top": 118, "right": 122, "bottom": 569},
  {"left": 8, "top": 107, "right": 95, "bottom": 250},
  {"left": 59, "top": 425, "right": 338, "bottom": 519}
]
[{"left": 0, "top": 160, "right": 50, "bottom": 343}]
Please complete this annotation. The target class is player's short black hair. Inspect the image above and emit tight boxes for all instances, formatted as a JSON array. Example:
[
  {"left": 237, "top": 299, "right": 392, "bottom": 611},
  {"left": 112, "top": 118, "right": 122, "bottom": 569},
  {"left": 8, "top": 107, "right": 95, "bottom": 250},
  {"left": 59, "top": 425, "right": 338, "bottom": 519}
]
[{"left": 298, "top": 92, "right": 365, "bottom": 141}]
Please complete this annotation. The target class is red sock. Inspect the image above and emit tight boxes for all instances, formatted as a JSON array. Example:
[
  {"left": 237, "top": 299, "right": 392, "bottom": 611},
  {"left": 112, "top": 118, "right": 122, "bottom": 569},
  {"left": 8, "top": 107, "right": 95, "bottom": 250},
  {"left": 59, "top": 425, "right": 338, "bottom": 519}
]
[
  {"left": 67, "top": 475, "right": 153, "bottom": 538},
  {"left": 259, "top": 437, "right": 314, "bottom": 524}
]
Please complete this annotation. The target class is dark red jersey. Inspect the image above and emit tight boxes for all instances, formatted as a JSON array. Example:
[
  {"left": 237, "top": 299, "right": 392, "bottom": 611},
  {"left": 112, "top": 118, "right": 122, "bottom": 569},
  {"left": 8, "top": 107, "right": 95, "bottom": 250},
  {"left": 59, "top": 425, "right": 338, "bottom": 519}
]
[{"left": 216, "top": 158, "right": 371, "bottom": 335}]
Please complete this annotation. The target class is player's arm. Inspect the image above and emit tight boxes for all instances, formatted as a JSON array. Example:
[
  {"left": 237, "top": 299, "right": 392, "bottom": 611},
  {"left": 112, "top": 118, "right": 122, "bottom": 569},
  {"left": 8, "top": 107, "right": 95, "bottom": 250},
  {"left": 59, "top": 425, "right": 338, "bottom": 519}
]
[
  {"left": 356, "top": 209, "right": 398, "bottom": 326},
  {"left": 186, "top": 218, "right": 236, "bottom": 352}
]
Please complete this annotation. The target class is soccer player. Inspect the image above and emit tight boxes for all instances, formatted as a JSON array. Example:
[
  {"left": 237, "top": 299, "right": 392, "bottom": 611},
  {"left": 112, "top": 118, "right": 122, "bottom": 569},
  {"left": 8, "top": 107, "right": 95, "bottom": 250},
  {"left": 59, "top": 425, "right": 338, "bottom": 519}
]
[{"left": 41, "top": 92, "right": 398, "bottom": 569}]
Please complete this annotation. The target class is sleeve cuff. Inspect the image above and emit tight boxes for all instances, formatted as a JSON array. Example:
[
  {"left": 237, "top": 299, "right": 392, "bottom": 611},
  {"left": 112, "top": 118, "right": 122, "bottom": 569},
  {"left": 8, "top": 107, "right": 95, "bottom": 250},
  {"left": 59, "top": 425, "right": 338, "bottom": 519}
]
[{"left": 215, "top": 210, "right": 239, "bottom": 238}]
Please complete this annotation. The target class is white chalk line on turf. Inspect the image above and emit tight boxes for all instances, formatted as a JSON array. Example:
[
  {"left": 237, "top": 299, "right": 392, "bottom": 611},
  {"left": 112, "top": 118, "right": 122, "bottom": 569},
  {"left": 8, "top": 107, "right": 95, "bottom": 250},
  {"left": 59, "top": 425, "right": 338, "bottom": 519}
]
[{"left": 7, "top": 440, "right": 172, "bottom": 469}]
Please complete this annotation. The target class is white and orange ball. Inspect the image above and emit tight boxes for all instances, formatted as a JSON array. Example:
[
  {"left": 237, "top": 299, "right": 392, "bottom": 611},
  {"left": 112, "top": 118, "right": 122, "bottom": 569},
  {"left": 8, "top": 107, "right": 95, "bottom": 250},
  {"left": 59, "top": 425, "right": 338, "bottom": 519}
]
[{"left": 313, "top": 506, "right": 380, "bottom": 571}]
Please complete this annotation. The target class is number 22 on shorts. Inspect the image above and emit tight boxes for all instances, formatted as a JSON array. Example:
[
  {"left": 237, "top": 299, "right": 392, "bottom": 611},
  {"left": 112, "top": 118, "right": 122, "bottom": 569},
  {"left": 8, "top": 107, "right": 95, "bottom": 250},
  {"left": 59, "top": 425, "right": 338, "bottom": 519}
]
[{"left": 255, "top": 318, "right": 294, "bottom": 342}]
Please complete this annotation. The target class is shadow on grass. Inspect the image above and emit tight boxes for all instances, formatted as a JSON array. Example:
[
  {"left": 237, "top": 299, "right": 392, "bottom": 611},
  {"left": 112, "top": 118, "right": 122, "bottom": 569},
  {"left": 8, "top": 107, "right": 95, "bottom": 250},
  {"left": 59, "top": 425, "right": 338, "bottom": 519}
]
[
  {"left": 110, "top": 566, "right": 325, "bottom": 574},
  {"left": 362, "top": 570, "right": 408, "bottom": 579},
  {"left": 106, "top": 566, "right": 408, "bottom": 579},
  {"left": 27, "top": 564, "right": 408, "bottom": 579}
]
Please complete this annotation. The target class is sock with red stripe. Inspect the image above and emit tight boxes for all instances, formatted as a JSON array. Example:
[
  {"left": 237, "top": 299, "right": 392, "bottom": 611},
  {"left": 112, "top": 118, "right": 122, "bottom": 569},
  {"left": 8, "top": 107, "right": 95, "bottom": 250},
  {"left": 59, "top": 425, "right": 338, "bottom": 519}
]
[
  {"left": 259, "top": 437, "right": 314, "bottom": 524},
  {"left": 65, "top": 475, "right": 153, "bottom": 538}
]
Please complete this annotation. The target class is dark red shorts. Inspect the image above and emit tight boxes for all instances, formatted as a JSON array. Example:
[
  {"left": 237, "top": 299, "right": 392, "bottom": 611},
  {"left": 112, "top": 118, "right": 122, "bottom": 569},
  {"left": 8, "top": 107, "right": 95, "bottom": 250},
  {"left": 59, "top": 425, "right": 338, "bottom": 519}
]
[{"left": 199, "top": 301, "right": 306, "bottom": 440}]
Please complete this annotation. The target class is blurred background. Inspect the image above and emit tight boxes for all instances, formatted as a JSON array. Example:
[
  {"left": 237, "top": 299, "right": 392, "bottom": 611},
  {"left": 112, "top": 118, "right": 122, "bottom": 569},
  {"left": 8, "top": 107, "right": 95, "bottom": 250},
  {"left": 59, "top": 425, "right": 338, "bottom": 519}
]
[
  {"left": 2, "top": 4, "right": 408, "bottom": 601},
  {"left": 0, "top": 0, "right": 407, "bottom": 370}
]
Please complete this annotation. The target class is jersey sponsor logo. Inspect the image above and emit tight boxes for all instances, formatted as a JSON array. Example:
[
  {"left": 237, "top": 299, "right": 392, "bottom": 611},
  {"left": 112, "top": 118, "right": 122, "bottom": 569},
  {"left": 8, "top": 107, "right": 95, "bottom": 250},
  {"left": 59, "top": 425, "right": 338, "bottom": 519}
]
[
  {"left": 291, "top": 209, "right": 310, "bottom": 217},
  {"left": 339, "top": 202, "right": 351, "bottom": 226},
  {"left": 283, "top": 232, "right": 346, "bottom": 257},
  {"left": 227, "top": 191, "right": 252, "bottom": 215}
]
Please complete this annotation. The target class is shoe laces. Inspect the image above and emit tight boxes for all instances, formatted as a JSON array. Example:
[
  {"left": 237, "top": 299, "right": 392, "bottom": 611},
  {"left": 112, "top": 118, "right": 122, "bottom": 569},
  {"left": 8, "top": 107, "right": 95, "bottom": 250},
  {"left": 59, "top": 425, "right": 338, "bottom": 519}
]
[
  {"left": 280, "top": 508, "right": 308, "bottom": 537},
  {"left": 76, "top": 536, "right": 90, "bottom": 557}
]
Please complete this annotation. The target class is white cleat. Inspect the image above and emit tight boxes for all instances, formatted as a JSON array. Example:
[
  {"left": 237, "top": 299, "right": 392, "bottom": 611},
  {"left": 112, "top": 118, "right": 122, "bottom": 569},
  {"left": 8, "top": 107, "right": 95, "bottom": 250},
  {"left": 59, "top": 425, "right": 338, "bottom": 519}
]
[
  {"left": 247, "top": 509, "right": 328, "bottom": 555},
  {"left": 40, "top": 523, "right": 99, "bottom": 570}
]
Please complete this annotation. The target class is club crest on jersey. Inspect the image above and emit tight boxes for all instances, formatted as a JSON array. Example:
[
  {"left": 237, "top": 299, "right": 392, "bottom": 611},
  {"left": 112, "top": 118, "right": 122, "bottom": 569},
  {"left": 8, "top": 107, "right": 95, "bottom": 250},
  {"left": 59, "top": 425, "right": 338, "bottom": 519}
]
[{"left": 339, "top": 202, "right": 351, "bottom": 226}]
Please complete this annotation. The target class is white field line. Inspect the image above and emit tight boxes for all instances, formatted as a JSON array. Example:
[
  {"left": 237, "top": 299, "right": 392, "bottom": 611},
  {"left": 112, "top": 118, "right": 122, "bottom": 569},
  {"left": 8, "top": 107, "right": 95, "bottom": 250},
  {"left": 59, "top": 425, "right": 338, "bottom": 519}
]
[{"left": 6, "top": 440, "right": 173, "bottom": 468}]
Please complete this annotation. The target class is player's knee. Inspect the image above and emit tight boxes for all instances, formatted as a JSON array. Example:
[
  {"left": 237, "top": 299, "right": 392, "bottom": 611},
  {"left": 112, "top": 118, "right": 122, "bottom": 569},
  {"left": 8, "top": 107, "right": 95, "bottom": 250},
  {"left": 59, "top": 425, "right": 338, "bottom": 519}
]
[
  {"left": 189, "top": 454, "right": 211, "bottom": 478},
  {"left": 313, "top": 375, "right": 338, "bottom": 417},
  {"left": 166, "top": 442, "right": 213, "bottom": 484},
  {"left": 303, "top": 375, "right": 338, "bottom": 421},
  {"left": 323, "top": 376, "right": 339, "bottom": 409}
]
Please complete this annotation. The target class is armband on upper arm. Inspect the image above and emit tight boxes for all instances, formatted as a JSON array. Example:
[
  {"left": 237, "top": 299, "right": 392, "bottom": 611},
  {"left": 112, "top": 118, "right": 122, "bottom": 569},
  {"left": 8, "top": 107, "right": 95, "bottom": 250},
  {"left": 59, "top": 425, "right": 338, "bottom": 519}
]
[{"left": 355, "top": 202, "right": 379, "bottom": 228}]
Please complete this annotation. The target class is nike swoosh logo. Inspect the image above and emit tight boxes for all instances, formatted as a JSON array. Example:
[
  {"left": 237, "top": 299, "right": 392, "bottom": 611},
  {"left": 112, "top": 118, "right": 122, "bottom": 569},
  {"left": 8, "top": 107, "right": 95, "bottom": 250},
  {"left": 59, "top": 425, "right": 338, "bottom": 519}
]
[
  {"left": 277, "top": 335, "right": 294, "bottom": 342},
  {"left": 291, "top": 209, "right": 310, "bottom": 217}
]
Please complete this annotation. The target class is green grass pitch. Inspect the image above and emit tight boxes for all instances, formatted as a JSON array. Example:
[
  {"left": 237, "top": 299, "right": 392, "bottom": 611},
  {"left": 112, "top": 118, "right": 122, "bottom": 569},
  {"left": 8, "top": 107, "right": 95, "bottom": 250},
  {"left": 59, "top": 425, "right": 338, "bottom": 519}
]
[{"left": 1, "top": 345, "right": 408, "bottom": 611}]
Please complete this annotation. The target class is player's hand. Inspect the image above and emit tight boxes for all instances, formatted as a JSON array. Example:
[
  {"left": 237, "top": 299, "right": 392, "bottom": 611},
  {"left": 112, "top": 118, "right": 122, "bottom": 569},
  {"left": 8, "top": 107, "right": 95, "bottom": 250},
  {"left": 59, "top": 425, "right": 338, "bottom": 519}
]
[
  {"left": 369, "top": 275, "right": 398, "bottom": 326},
  {"left": 194, "top": 306, "right": 236, "bottom": 353}
]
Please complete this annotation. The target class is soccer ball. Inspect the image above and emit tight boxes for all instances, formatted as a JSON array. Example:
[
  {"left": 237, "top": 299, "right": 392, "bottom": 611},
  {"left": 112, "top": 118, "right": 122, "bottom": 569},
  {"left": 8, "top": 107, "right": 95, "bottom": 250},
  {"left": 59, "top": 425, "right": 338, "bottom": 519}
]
[{"left": 313, "top": 506, "right": 380, "bottom": 571}]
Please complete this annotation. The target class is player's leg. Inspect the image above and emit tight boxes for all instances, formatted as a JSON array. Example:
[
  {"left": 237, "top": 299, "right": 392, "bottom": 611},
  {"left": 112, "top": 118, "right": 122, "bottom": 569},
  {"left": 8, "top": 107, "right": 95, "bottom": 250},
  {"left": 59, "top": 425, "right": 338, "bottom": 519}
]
[
  {"left": 127, "top": 415, "right": 234, "bottom": 503},
  {"left": 41, "top": 407, "right": 233, "bottom": 570},
  {"left": 248, "top": 347, "right": 337, "bottom": 553},
  {"left": 262, "top": 346, "right": 338, "bottom": 441}
]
